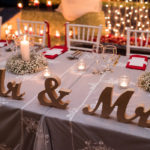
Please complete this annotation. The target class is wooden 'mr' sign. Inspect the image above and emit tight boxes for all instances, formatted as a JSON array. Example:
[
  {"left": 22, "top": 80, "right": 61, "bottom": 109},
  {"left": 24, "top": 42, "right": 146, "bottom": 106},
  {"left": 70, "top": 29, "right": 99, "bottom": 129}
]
[
  {"left": 38, "top": 75, "right": 71, "bottom": 109},
  {"left": 83, "top": 86, "right": 150, "bottom": 128},
  {"left": 0, "top": 69, "right": 25, "bottom": 100}
]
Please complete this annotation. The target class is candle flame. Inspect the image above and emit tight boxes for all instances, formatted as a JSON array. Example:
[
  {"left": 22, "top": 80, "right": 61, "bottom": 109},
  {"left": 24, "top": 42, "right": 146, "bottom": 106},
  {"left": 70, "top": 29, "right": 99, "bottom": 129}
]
[
  {"left": 24, "top": 26, "right": 28, "bottom": 32},
  {"left": 15, "top": 31, "right": 19, "bottom": 36},
  {"left": 40, "top": 30, "right": 43, "bottom": 35},
  {"left": 17, "top": 2, "right": 23, "bottom": 9},
  {"left": 55, "top": 30, "right": 60, "bottom": 37},
  {"left": 69, "top": 30, "right": 73, "bottom": 37},
  {"left": 47, "top": 0, "right": 52, "bottom": 6},
  {"left": 29, "top": 27, "right": 33, "bottom": 34}
]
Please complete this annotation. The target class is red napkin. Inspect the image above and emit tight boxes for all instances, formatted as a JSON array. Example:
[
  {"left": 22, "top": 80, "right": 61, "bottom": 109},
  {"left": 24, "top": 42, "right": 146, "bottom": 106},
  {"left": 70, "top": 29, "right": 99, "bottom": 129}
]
[
  {"left": 43, "top": 46, "right": 68, "bottom": 59},
  {"left": 126, "top": 55, "right": 148, "bottom": 70},
  {"left": 0, "top": 40, "right": 7, "bottom": 47}
]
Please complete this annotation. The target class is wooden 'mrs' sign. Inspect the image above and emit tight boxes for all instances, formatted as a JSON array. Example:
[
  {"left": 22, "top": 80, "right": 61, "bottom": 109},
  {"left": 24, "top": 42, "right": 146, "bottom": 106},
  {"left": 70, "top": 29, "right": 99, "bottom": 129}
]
[
  {"left": 38, "top": 75, "right": 71, "bottom": 109},
  {"left": 0, "top": 69, "right": 25, "bottom": 100},
  {"left": 83, "top": 86, "right": 150, "bottom": 128}
]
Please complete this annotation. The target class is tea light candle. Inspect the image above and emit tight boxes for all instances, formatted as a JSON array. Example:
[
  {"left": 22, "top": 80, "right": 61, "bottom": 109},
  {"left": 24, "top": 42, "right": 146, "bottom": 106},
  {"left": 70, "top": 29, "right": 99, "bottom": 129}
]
[
  {"left": 5, "top": 30, "right": 9, "bottom": 36},
  {"left": 55, "top": 30, "right": 60, "bottom": 38},
  {"left": 78, "top": 59, "right": 86, "bottom": 71},
  {"left": 20, "top": 35, "right": 30, "bottom": 61},
  {"left": 69, "top": 30, "right": 73, "bottom": 37},
  {"left": 46, "top": 0, "right": 52, "bottom": 7},
  {"left": 24, "top": 26, "right": 28, "bottom": 33},
  {"left": 119, "top": 75, "right": 129, "bottom": 88},
  {"left": 15, "top": 31, "right": 19, "bottom": 37},
  {"left": 17, "top": 2, "right": 23, "bottom": 9},
  {"left": 34, "top": 0, "right": 40, "bottom": 6},
  {"left": 43, "top": 67, "right": 51, "bottom": 78},
  {"left": 40, "top": 30, "right": 43, "bottom": 36},
  {"left": 39, "top": 38, "right": 42, "bottom": 44},
  {"left": 29, "top": 27, "right": 33, "bottom": 34}
]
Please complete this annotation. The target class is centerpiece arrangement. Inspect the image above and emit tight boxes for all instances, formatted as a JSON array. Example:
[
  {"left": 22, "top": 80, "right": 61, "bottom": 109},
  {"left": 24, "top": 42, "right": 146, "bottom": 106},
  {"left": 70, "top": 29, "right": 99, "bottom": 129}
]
[
  {"left": 6, "top": 35, "right": 48, "bottom": 75},
  {"left": 138, "top": 72, "right": 150, "bottom": 92}
]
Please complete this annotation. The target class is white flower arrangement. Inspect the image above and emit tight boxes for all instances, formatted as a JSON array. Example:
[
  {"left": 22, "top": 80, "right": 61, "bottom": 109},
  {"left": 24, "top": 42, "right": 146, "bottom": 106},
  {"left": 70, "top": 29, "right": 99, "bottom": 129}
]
[
  {"left": 138, "top": 72, "right": 150, "bottom": 92},
  {"left": 6, "top": 52, "right": 48, "bottom": 75}
]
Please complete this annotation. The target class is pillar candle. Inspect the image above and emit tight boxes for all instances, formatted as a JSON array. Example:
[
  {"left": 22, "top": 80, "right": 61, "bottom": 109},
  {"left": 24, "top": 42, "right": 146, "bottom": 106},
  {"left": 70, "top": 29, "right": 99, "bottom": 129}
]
[{"left": 20, "top": 36, "right": 30, "bottom": 61}]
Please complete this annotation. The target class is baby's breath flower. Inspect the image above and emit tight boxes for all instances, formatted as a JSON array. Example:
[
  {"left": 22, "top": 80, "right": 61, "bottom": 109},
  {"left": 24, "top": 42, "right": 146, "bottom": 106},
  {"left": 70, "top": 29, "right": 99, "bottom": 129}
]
[
  {"left": 6, "top": 52, "right": 48, "bottom": 75},
  {"left": 138, "top": 72, "right": 150, "bottom": 92}
]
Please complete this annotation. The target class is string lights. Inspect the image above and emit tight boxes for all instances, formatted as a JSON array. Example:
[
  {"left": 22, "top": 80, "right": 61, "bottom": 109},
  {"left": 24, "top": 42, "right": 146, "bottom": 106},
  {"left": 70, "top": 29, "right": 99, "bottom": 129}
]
[{"left": 104, "top": 0, "right": 149, "bottom": 38}]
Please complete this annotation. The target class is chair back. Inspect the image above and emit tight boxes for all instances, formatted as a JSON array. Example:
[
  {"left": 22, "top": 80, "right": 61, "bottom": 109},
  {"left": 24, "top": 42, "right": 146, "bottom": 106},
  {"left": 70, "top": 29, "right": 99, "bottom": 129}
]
[
  {"left": 17, "top": 19, "right": 47, "bottom": 47},
  {"left": 0, "top": 16, "right": 2, "bottom": 40},
  {"left": 66, "top": 22, "right": 102, "bottom": 52},
  {"left": 126, "top": 28, "right": 150, "bottom": 57}
]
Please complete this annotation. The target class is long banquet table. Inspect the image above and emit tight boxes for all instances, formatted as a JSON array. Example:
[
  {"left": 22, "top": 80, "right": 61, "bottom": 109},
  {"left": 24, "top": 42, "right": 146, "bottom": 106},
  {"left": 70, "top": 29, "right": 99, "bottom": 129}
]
[{"left": 0, "top": 47, "right": 150, "bottom": 150}]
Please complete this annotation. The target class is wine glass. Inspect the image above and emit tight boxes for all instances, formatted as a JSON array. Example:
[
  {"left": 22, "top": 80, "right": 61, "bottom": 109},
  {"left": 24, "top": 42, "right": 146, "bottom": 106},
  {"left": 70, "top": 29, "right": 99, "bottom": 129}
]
[
  {"left": 29, "top": 36, "right": 35, "bottom": 52},
  {"left": 6, "top": 33, "right": 16, "bottom": 53},
  {"left": 92, "top": 44, "right": 104, "bottom": 74},
  {"left": 14, "top": 36, "right": 21, "bottom": 54},
  {"left": 102, "top": 45, "right": 117, "bottom": 72}
]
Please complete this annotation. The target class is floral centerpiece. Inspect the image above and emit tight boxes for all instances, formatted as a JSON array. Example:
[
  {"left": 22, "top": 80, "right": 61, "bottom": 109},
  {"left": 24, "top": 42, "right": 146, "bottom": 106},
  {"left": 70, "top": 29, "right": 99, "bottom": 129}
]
[
  {"left": 138, "top": 72, "right": 150, "bottom": 92},
  {"left": 6, "top": 52, "right": 48, "bottom": 75}
]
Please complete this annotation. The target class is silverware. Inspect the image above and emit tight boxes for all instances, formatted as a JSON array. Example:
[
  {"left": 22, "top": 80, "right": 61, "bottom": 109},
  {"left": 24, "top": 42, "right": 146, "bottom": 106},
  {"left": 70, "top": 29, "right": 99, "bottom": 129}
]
[{"left": 67, "top": 50, "right": 82, "bottom": 60}]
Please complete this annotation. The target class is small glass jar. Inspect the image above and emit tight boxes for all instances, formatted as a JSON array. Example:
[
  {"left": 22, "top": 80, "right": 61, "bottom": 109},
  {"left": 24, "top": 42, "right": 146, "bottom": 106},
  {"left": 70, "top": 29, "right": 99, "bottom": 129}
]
[
  {"left": 119, "top": 75, "right": 130, "bottom": 88},
  {"left": 43, "top": 67, "right": 51, "bottom": 78},
  {"left": 77, "top": 59, "right": 86, "bottom": 71}
]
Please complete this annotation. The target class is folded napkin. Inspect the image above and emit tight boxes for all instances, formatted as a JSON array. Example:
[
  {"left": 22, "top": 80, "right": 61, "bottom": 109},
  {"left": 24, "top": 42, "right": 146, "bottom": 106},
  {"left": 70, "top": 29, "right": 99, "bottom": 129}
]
[
  {"left": 43, "top": 46, "right": 68, "bottom": 59},
  {"left": 0, "top": 40, "right": 7, "bottom": 48},
  {"left": 126, "top": 55, "right": 148, "bottom": 70}
]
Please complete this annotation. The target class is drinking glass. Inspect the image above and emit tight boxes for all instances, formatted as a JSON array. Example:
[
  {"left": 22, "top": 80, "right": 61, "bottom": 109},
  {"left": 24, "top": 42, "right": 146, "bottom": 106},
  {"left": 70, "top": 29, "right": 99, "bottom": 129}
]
[
  {"left": 6, "top": 34, "right": 16, "bottom": 53},
  {"left": 102, "top": 45, "right": 117, "bottom": 72},
  {"left": 92, "top": 44, "right": 104, "bottom": 74}
]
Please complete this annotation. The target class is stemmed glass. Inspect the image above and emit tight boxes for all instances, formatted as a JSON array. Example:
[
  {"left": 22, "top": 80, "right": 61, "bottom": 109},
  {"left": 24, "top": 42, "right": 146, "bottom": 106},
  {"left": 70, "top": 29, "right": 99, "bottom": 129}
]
[
  {"left": 92, "top": 44, "right": 104, "bottom": 74},
  {"left": 29, "top": 36, "right": 35, "bottom": 52},
  {"left": 6, "top": 33, "right": 16, "bottom": 53},
  {"left": 102, "top": 45, "right": 117, "bottom": 72},
  {"left": 14, "top": 36, "right": 21, "bottom": 54}
]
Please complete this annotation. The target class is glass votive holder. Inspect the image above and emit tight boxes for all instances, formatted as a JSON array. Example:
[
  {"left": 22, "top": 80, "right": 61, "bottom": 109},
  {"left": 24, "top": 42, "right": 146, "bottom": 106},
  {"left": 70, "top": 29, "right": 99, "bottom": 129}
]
[
  {"left": 77, "top": 59, "right": 86, "bottom": 71},
  {"left": 43, "top": 67, "right": 51, "bottom": 78},
  {"left": 119, "top": 75, "right": 130, "bottom": 88}
]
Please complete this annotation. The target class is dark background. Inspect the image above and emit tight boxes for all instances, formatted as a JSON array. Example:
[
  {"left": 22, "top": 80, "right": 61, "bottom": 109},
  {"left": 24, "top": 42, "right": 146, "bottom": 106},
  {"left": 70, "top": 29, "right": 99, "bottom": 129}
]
[{"left": 0, "top": 0, "right": 18, "bottom": 7}]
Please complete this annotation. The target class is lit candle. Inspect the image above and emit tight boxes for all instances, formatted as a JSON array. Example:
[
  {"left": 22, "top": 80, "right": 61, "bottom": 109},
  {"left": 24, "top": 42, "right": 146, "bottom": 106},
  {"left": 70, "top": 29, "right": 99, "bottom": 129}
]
[
  {"left": 17, "top": 2, "right": 23, "bottom": 9},
  {"left": 8, "top": 25, "right": 12, "bottom": 31},
  {"left": 5, "top": 30, "right": 9, "bottom": 36},
  {"left": 34, "top": 0, "right": 40, "bottom": 6},
  {"left": 39, "top": 38, "right": 42, "bottom": 44},
  {"left": 119, "top": 75, "right": 129, "bottom": 88},
  {"left": 43, "top": 67, "right": 51, "bottom": 78},
  {"left": 55, "top": 30, "right": 60, "bottom": 38},
  {"left": 15, "top": 31, "right": 18, "bottom": 37},
  {"left": 24, "top": 26, "right": 28, "bottom": 33},
  {"left": 78, "top": 59, "right": 86, "bottom": 71},
  {"left": 69, "top": 30, "right": 73, "bottom": 37},
  {"left": 46, "top": 0, "right": 52, "bottom": 7},
  {"left": 40, "top": 30, "right": 43, "bottom": 36},
  {"left": 29, "top": 27, "right": 33, "bottom": 34},
  {"left": 20, "top": 35, "right": 30, "bottom": 61}
]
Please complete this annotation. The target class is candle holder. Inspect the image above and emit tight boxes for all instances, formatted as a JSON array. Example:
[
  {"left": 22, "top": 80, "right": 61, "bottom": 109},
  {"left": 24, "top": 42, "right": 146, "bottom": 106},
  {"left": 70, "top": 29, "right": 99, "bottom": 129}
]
[
  {"left": 43, "top": 67, "right": 51, "bottom": 78},
  {"left": 77, "top": 59, "right": 86, "bottom": 71},
  {"left": 119, "top": 75, "right": 130, "bottom": 88}
]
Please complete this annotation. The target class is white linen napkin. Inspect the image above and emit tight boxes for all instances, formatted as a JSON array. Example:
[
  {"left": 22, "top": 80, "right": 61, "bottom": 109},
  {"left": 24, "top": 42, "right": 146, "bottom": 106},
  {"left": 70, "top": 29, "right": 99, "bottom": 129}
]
[
  {"left": 128, "top": 57, "right": 147, "bottom": 67},
  {"left": 0, "top": 42, "right": 6, "bottom": 47},
  {"left": 44, "top": 48, "right": 63, "bottom": 56}
]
